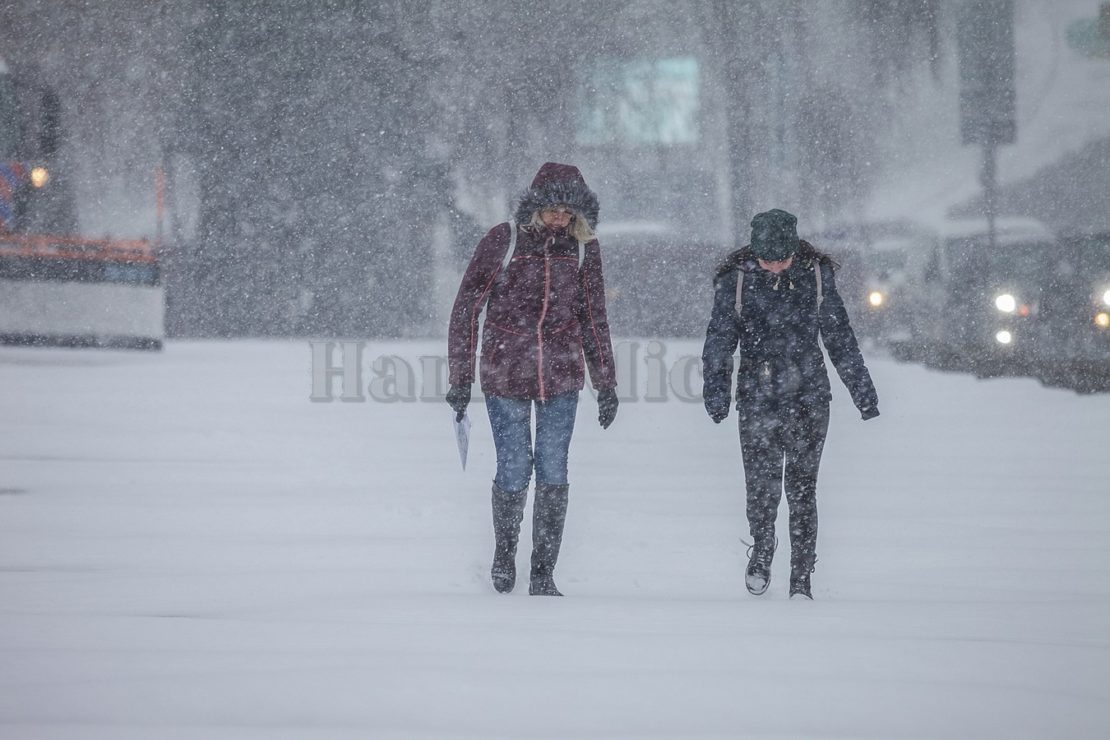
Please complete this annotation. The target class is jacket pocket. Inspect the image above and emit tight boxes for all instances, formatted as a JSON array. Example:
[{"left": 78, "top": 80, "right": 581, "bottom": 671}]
[{"left": 482, "top": 322, "right": 537, "bottom": 390}]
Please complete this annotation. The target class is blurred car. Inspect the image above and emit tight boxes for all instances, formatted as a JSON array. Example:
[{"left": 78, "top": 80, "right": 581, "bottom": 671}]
[
  {"left": 909, "top": 216, "right": 1056, "bottom": 376},
  {"left": 1034, "top": 233, "right": 1110, "bottom": 392}
]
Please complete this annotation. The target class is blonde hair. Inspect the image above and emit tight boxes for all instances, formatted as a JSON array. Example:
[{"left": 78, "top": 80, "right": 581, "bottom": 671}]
[{"left": 526, "top": 210, "right": 597, "bottom": 243}]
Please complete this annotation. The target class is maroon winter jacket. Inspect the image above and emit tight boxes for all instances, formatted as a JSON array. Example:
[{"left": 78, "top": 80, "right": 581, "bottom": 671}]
[{"left": 448, "top": 222, "right": 617, "bottom": 400}]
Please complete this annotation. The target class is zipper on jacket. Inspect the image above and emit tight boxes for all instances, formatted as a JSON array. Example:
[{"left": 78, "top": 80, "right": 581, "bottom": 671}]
[{"left": 536, "top": 240, "right": 553, "bottom": 401}]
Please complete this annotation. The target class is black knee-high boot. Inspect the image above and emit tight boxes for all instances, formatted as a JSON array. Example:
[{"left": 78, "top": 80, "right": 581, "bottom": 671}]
[
  {"left": 529, "top": 483, "right": 569, "bottom": 596},
  {"left": 491, "top": 483, "right": 528, "bottom": 593}
]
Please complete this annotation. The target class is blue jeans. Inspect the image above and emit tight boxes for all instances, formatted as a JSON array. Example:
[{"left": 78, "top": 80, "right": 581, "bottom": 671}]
[{"left": 485, "top": 392, "right": 579, "bottom": 492}]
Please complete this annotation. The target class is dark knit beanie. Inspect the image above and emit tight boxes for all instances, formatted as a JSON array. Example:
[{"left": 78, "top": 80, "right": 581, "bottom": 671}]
[{"left": 750, "top": 209, "right": 800, "bottom": 261}]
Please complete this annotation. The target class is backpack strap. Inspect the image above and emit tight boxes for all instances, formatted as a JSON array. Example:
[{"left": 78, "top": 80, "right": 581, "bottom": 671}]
[
  {"left": 733, "top": 268, "right": 745, "bottom": 318},
  {"left": 813, "top": 258, "right": 824, "bottom": 310},
  {"left": 489, "top": 220, "right": 518, "bottom": 290},
  {"left": 501, "top": 220, "right": 518, "bottom": 275}
]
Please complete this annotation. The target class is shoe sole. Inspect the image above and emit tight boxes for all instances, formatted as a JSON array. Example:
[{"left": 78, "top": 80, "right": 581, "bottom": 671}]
[{"left": 745, "top": 573, "right": 769, "bottom": 595}]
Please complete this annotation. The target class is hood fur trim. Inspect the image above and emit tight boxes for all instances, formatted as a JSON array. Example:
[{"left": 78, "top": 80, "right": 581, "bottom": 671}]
[{"left": 513, "top": 178, "right": 600, "bottom": 229}]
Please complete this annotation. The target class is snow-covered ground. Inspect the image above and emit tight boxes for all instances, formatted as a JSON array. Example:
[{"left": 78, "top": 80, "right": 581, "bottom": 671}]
[{"left": 1, "top": 339, "right": 1108, "bottom": 739}]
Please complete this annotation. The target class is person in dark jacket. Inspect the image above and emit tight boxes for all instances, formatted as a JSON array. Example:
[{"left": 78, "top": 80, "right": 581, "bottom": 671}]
[
  {"left": 702, "top": 209, "right": 879, "bottom": 599},
  {"left": 446, "top": 162, "right": 618, "bottom": 597}
]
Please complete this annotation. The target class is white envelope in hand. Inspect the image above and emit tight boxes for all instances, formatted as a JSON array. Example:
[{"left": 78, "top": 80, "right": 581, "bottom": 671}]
[{"left": 453, "top": 412, "right": 472, "bottom": 470}]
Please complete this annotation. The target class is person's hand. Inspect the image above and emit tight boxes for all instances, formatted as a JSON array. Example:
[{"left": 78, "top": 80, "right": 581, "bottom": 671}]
[
  {"left": 597, "top": 388, "right": 618, "bottom": 429},
  {"left": 860, "top": 405, "right": 880, "bottom": 421},
  {"left": 706, "top": 401, "right": 730, "bottom": 424},
  {"left": 446, "top": 384, "right": 471, "bottom": 422},
  {"left": 701, "top": 399, "right": 728, "bottom": 421}
]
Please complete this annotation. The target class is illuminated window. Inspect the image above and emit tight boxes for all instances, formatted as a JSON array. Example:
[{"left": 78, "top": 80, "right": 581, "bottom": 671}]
[{"left": 577, "top": 57, "right": 699, "bottom": 146}]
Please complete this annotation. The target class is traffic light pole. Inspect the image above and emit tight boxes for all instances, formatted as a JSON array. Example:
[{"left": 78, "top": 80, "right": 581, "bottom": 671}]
[
  {"left": 958, "top": 0, "right": 1015, "bottom": 250},
  {"left": 981, "top": 142, "right": 998, "bottom": 251}
]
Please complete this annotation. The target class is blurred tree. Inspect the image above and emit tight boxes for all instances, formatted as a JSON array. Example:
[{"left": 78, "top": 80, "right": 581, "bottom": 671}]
[
  {"left": 176, "top": 0, "right": 448, "bottom": 336},
  {"left": 0, "top": 0, "right": 947, "bottom": 337},
  {"left": 700, "top": 0, "right": 943, "bottom": 230}
]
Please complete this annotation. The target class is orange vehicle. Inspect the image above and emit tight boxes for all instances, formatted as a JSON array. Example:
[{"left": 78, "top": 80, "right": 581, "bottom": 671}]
[{"left": 0, "top": 55, "right": 163, "bottom": 349}]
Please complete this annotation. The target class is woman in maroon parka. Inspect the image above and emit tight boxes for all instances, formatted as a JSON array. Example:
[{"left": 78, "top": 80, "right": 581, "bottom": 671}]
[{"left": 447, "top": 162, "right": 618, "bottom": 597}]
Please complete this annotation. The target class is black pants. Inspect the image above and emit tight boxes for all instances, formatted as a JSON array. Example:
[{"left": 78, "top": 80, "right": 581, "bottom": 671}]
[{"left": 738, "top": 400, "right": 830, "bottom": 569}]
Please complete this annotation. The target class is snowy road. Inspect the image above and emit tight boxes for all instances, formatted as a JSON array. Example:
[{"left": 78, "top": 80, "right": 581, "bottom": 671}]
[{"left": 1, "top": 340, "right": 1108, "bottom": 739}]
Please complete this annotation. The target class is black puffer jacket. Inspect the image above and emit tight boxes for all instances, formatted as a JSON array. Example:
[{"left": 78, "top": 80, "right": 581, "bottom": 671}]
[{"left": 702, "top": 242, "right": 878, "bottom": 417}]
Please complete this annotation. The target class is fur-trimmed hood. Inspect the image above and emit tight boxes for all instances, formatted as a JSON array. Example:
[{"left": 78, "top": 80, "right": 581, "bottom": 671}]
[{"left": 513, "top": 162, "right": 600, "bottom": 229}]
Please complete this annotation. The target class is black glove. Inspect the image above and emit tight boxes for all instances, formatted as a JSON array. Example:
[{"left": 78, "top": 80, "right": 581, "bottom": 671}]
[
  {"left": 705, "top": 399, "right": 730, "bottom": 424},
  {"left": 860, "top": 405, "right": 880, "bottom": 421},
  {"left": 446, "top": 384, "right": 471, "bottom": 422},
  {"left": 597, "top": 388, "right": 618, "bottom": 429}
]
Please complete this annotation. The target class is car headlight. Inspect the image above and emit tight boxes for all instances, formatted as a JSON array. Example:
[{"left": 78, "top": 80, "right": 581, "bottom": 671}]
[
  {"left": 1096, "top": 312, "right": 1110, "bottom": 329},
  {"left": 30, "top": 167, "right": 49, "bottom": 188},
  {"left": 994, "top": 293, "right": 1017, "bottom": 313},
  {"left": 995, "top": 330, "right": 1013, "bottom": 345},
  {"left": 868, "top": 291, "right": 884, "bottom": 307},
  {"left": 1102, "top": 288, "right": 1110, "bottom": 307}
]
